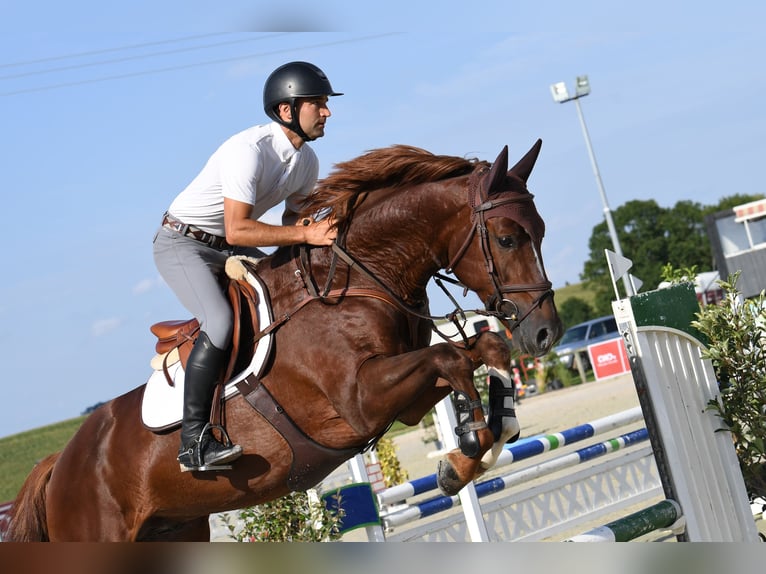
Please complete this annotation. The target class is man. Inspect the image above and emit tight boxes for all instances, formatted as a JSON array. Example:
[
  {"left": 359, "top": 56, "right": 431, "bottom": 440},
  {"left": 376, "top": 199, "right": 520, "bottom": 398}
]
[{"left": 153, "top": 61, "right": 342, "bottom": 472}]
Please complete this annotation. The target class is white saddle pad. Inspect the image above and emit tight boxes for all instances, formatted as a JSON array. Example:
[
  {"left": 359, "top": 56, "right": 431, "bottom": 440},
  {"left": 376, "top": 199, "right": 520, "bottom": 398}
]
[{"left": 141, "top": 267, "right": 272, "bottom": 431}]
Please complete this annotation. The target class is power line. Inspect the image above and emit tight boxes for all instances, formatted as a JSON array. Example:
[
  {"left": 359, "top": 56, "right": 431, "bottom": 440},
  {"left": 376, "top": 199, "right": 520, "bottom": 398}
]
[
  {"left": 0, "top": 34, "right": 288, "bottom": 80},
  {"left": 0, "top": 33, "right": 399, "bottom": 98},
  {"left": 0, "top": 33, "right": 235, "bottom": 69}
]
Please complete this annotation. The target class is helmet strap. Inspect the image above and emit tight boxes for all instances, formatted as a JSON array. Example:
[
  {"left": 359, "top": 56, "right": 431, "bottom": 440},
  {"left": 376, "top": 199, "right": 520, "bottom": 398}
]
[{"left": 279, "top": 101, "right": 312, "bottom": 142}]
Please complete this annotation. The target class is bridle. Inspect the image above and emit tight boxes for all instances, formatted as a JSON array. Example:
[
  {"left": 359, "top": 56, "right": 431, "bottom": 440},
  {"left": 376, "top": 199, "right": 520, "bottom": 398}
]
[{"left": 442, "top": 166, "right": 553, "bottom": 332}]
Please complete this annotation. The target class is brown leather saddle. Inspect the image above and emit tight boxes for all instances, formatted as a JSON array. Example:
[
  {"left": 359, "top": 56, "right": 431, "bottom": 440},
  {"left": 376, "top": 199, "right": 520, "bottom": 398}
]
[{"left": 148, "top": 275, "right": 262, "bottom": 424}]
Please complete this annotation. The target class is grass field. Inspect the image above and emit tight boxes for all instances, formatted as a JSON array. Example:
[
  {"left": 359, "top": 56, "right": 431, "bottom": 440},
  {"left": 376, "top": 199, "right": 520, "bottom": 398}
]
[
  {"left": 0, "top": 417, "right": 84, "bottom": 502},
  {"left": 553, "top": 281, "right": 596, "bottom": 308}
]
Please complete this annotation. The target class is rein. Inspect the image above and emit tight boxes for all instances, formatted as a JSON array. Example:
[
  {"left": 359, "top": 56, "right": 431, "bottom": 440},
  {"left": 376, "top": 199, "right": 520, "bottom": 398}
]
[
  {"left": 292, "top": 238, "right": 477, "bottom": 345},
  {"left": 325, "top": 243, "right": 482, "bottom": 346}
]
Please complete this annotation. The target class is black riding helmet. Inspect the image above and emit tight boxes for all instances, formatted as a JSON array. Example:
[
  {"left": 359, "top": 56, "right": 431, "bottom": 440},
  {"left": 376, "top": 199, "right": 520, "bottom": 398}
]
[{"left": 263, "top": 61, "right": 343, "bottom": 142}]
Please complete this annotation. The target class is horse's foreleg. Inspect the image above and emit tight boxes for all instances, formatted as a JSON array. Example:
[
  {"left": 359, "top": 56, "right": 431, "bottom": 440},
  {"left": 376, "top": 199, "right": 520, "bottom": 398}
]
[
  {"left": 479, "top": 366, "right": 519, "bottom": 472},
  {"left": 395, "top": 384, "right": 451, "bottom": 425},
  {"left": 461, "top": 332, "right": 520, "bottom": 473},
  {"left": 354, "top": 346, "right": 494, "bottom": 495}
]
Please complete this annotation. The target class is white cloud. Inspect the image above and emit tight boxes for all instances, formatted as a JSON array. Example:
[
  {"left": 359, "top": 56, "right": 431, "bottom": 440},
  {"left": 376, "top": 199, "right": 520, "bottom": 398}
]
[
  {"left": 92, "top": 317, "right": 122, "bottom": 337},
  {"left": 132, "top": 276, "right": 165, "bottom": 295}
]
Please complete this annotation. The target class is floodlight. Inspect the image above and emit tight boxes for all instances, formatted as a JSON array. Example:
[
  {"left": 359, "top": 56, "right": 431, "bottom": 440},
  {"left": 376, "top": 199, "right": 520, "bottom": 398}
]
[
  {"left": 550, "top": 81, "right": 570, "bottom": 103},
  {"left": 575, "top": 75, "right": 591, "bottom": 97}
]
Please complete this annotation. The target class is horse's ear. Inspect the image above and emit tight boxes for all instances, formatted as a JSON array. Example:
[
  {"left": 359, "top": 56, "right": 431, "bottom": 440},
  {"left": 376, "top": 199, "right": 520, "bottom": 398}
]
[
  {"left": 509, "top": 139, "right": 542, "bottom": 183},
  {"left": 486, "top": 145, "right": 509, "bottom": 195}
]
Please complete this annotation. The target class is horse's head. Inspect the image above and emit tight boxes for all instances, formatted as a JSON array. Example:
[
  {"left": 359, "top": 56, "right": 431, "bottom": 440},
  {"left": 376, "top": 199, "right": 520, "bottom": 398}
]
[{"left": 448, "top": 141, "right": 562, "bottom": 356}]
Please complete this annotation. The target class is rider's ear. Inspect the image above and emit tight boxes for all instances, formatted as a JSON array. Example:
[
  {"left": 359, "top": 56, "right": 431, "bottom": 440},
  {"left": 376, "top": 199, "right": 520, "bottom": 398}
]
[{"left": 278, "top": 102, "right": 292, "bottom": 122}]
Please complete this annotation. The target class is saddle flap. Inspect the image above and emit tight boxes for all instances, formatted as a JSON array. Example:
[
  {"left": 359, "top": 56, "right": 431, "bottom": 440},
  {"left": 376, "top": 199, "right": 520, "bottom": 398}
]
[
  {"left": 151, "top": 319, "right": 200, "bottom": 355},
  {"left": 224, "top": 277, "right": 261, "bottom": 382}
]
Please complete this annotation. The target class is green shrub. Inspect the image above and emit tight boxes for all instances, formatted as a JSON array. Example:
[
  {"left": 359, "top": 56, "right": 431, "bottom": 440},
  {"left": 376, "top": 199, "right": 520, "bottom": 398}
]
[
  {"left": 220, "top": 488, "right": 344, "bottom": 542},
  {"left": 375, "top": 436, "right": 409, "bottom": 487},
  {"left": 691, "top": 272, "right": 766, "bottom": 500}
]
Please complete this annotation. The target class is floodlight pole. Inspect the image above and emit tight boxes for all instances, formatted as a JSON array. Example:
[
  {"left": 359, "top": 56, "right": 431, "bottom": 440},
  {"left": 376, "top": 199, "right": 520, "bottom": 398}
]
[{"left": 551, "top": 76, "right": 634, "bottom": 296}]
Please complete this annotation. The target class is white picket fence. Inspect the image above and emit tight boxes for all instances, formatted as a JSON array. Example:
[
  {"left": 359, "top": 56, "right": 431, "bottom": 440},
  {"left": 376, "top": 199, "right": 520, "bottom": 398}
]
[{"left": 328, "top": 282, "right": 760, "bottom": 542}]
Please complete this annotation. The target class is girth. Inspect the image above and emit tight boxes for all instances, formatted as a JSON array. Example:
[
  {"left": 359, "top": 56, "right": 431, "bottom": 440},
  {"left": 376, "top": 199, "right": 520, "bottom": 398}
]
[{"left": 236, "top": 374, "right": 363, "bottom": 491}]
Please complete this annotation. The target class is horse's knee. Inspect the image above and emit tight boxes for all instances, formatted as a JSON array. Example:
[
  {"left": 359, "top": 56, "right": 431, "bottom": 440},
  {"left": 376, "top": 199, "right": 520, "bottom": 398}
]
[{"left": 474, "top": 331, "right": 511, "bottom": 366}]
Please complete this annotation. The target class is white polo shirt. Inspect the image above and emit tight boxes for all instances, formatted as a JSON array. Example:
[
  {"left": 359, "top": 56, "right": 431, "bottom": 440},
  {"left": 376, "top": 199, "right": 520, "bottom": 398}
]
[{"left": 167, "top": 122, "right": 319, "bottom": 236}]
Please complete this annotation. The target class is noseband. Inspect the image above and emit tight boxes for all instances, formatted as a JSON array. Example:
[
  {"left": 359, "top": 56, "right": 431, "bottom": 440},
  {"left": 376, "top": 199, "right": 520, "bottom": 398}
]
[{"left": 445, "top": 167, "right": 553, "bottom": 331}]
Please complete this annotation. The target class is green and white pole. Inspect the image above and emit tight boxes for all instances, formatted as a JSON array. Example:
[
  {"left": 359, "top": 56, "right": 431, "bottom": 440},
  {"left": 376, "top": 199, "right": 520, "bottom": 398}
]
[{"left": 567, "top": 500, "right": 684, "bottom": 542}]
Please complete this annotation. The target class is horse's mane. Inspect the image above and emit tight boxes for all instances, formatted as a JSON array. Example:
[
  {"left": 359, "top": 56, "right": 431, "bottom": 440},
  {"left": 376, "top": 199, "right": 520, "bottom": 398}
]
[{"left": 301, "top": 145, "right": 486, "bottom": 225}]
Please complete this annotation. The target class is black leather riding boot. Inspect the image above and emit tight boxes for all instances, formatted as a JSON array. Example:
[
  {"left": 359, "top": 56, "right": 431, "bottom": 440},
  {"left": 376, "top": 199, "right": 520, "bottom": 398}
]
[{"left": 178, "top": 332, "right": 242, "bottom": 471}]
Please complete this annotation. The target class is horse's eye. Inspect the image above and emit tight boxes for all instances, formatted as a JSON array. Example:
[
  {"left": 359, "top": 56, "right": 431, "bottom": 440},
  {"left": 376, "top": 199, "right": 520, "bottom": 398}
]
[{"left": 498, "top": 235, "right": 516, "bottom": 249}]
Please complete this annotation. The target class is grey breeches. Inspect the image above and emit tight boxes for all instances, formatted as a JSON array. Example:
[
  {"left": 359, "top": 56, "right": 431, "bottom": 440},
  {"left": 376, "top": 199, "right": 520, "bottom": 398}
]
[{"left": 153, "top": 226, "right": 234, "bottom": 349}]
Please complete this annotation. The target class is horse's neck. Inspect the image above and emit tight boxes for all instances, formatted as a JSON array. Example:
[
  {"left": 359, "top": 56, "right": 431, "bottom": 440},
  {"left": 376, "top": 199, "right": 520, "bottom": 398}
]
[{"left": 342, "top": 186, "right": 462, "bottom": 300}]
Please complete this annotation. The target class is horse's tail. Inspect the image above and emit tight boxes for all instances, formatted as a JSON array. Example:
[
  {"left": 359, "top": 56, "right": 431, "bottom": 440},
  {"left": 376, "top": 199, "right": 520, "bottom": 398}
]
[{"left": 4, "top": 451, "right": 59, "bottom": 542}]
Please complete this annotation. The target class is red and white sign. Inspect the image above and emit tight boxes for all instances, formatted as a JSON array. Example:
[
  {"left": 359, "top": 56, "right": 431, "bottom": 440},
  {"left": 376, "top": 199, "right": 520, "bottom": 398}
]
[
  {"left": 734, "top": 198, "right": 766, "bottom": 222},
  {"left": 588, "top": 337, "right": 630, "bottom": 381}
]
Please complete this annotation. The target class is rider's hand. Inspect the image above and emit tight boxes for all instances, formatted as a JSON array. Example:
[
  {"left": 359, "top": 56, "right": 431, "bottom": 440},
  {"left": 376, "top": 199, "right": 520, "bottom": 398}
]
[{"left": 300, "top": 217, "right": 337, "bottom": 246}]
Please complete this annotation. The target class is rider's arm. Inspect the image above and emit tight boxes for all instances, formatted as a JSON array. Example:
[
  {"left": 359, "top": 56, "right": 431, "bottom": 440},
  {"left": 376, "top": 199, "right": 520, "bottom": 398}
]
[{"left": 223, "top": 197, "right": 335, "bottom": 248}]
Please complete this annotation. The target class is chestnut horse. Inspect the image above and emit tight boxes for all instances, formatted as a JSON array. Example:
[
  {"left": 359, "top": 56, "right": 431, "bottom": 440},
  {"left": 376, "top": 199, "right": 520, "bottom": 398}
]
[{"left": 7, "top": 141, "right": 561, "bottom": 541}]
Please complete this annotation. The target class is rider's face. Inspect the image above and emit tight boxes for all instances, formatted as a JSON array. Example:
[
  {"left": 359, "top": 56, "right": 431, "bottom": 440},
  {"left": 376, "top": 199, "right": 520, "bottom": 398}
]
[{"left": 296, "top": 96, "right": 331, "bottom": 140}]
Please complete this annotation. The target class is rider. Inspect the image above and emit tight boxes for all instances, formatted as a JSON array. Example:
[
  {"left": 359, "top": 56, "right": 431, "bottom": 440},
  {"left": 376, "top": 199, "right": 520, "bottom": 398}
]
[{"left": 153, "top": 61, "right": 342, "bottom": 472}]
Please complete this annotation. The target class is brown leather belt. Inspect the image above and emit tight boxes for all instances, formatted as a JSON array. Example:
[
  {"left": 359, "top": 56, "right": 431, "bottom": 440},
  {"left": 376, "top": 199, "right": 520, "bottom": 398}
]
[{"left": 161, "top": 212, "right": 230, "bottom": 251}]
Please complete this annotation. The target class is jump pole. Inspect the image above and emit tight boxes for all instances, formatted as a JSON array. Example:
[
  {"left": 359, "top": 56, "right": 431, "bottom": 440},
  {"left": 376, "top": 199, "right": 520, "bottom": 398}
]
[
  {"left": 566, "top": 499, "right": 684, "bottom": 542},
  {"left": 382, "top": 426, "right": 650, "bottom": 530},
  {"left": 378, "top": 406, "right": 645, "bottom": 507}
]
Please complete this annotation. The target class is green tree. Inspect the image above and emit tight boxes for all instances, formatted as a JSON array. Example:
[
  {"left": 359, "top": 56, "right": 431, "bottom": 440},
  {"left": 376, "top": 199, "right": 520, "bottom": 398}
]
[
  {"left": 221, "top": 489, "right": 344, "bottom": 542},
  {"left": 556, "top": 296, "right": 594, "bottom": 330},
  {"left": 581, "top": 194, "right": 764, "bottom": 314},
  {"left": 662, "top": 200, "right": 712, "bottom": 272},
  {"left": 582, "top": 199, "right": 667, "bottom": 314}
]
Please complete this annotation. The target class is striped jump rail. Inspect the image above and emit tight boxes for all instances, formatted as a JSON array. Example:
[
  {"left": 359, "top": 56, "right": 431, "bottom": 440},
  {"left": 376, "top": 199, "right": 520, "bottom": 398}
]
[
  {"left": 382, "top": 426, "right": 650, "bottom": 529},
  {"left": 378, "top": 405, "right": 645, "bottom": 507}
]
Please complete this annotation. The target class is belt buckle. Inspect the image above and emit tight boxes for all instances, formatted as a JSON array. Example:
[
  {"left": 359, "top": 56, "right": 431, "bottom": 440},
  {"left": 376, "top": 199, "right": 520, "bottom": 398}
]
[{"left": 164, "top": 220, "right": 182, "bottom": 234}]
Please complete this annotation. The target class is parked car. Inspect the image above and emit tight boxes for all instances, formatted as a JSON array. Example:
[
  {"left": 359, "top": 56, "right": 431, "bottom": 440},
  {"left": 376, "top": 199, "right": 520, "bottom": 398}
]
[{"left": 553, "top": 315, "right": 619, "bottom": 371}]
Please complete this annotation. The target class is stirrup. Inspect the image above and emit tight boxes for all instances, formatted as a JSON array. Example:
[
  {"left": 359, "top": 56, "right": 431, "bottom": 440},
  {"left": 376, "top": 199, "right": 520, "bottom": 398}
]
[{"left": 178, "top": 423, "right": 241, "bottom": 472}]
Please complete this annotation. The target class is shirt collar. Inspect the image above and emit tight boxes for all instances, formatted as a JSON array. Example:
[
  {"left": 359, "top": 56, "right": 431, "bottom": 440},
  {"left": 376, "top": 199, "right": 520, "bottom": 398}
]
[{"left": 270, "top": 122, "right": 299, "bottom": 162}]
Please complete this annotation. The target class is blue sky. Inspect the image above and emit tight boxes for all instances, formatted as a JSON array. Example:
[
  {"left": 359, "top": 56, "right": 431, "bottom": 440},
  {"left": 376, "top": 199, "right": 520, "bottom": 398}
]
[{"left": 1, "top": 1, "right": 764, "bottom": 437}]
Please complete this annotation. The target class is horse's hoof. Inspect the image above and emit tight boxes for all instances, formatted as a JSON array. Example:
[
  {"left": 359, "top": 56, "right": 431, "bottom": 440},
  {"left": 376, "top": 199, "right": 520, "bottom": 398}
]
[{"left": 437, "top": 459, "right": 464, "bottom": 496}]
